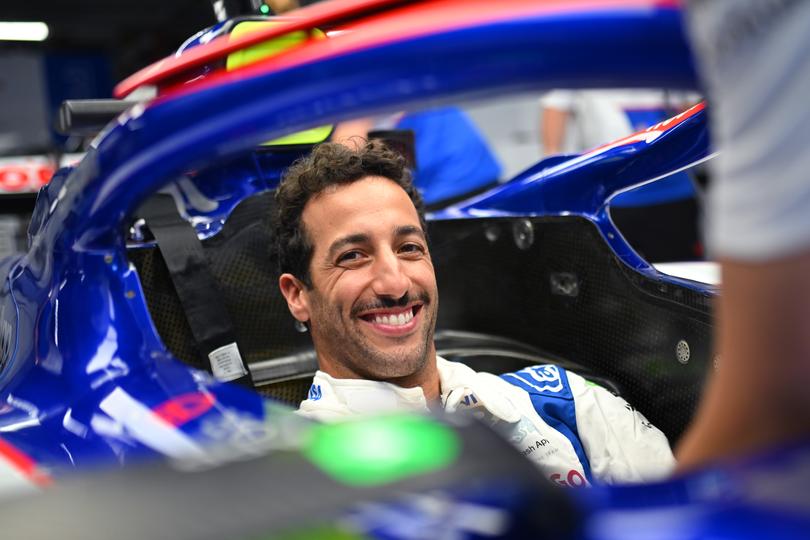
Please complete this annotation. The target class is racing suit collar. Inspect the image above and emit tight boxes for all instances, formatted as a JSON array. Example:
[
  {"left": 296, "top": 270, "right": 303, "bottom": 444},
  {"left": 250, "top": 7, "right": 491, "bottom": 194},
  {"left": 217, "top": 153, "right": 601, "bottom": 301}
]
[
  {"left": 301, "top": 357, "right": 521, "bottom": 424},
  {"left": 308, "top": 369, "right": 431, "bottom": 417}
]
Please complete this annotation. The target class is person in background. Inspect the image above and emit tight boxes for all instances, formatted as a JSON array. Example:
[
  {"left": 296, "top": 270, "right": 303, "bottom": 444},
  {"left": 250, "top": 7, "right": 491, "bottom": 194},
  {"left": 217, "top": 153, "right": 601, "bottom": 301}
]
[
  {"left": 676, "top": 0, "right": 810, "bottom": 471},
  {"left": 264, "top": 0, "right": 501, "bottom": 209},
  {"left": 540, "top": 89, "right": 702, "bottom": 262},
  {"left": 331, "top": 107, "right": 502, "bottom": 209},
  {"left": 264, "top": 0, "right": 299, "bottom": 14}
]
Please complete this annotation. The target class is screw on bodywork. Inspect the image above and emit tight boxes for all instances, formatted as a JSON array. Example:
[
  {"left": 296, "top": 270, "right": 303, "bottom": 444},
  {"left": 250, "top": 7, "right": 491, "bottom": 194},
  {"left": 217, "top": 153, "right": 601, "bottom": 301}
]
[
  {"left": 676, "top": 340, "right": 690, "bottom": 364},
  {"left": 512, "top": 220, "right": 534, "bottom": 250},
  {"left": 484, "top": 225, "right": 500, "bottom": 243}
]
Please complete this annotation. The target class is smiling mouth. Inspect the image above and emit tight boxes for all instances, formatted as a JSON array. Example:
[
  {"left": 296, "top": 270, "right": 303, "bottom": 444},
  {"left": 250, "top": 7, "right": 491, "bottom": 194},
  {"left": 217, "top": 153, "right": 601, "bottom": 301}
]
[{"left": 358, "top": 304, "right": 423, "bottom": 328}]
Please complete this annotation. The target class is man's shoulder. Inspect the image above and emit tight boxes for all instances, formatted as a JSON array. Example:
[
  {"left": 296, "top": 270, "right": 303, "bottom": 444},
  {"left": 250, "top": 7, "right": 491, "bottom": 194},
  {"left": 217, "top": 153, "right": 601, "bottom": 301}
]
[{"left": 499, "top": 364, "right": 575, "bottom": 401}]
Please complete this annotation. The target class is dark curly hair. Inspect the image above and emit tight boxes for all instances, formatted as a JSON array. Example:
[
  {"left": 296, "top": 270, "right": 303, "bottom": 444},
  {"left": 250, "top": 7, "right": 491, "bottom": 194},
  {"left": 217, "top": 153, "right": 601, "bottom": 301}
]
[{"left": 273, "top": 140, "right": 426, "bottom": 287}]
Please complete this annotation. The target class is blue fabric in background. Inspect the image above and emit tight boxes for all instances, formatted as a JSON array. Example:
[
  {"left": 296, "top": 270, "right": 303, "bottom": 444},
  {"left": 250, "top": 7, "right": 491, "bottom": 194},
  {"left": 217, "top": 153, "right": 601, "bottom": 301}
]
[{"left": 396, "top": 107, "right": 502, "bottom": 205}]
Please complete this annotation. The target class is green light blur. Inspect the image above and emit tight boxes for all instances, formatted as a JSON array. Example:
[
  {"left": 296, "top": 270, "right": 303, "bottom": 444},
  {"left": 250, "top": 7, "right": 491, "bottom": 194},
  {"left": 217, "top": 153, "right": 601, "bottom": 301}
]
[
  {"left": 260, "top": 525, "right": 366, "bottom": 540},
  {"left": 259, "top": 4, "right": 271, "bottom": 14},
  {"left": 303, "top": 414, "right": 460, "bottom": 487}
]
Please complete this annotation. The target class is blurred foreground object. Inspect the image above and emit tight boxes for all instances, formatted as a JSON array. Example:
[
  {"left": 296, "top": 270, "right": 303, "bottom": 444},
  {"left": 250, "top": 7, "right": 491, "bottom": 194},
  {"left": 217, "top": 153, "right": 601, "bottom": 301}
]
[{"left": 676, "top": 0, "right": 810, "bottom": 469}]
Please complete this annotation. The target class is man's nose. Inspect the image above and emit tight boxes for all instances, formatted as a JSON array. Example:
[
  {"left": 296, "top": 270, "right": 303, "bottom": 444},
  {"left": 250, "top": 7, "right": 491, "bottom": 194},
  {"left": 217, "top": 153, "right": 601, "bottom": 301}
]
[{"left": 371, "top": 250, "right": 411, "bottom": 298}]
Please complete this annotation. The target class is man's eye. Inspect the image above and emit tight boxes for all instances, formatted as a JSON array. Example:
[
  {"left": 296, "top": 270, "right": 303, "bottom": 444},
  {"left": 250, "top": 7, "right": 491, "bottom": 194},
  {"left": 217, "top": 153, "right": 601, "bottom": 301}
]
[
  {"left": 400, "top": 243, "right": 425, "bottom": 255},
  {"left": 337, "top": 251, "right": 363, "bottom": 264}
]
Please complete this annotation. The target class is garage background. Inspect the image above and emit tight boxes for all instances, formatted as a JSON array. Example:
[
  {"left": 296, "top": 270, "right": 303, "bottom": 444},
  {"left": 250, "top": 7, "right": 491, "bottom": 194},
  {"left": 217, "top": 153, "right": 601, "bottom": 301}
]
[{"left": 0, "top": 0, "right": 547, "bottom": 257}]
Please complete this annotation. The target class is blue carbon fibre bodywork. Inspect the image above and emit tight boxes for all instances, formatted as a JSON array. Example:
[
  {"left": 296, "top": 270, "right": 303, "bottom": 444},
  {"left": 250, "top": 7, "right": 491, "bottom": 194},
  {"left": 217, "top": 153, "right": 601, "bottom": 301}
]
[
  {"left": 0, "top": 2, "right": 806, "bottom": 537},
  {"left": 69, "top": 6, "right": 698, "bottom": 251},
  {"left": 436, "top": 102, "right": 712, "bottom": 288}
]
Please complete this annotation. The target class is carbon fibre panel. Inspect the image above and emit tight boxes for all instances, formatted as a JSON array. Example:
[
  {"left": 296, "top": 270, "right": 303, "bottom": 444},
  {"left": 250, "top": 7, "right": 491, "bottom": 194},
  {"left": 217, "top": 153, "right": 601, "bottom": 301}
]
[{"left": 429, "top": 217, "right": 713, "bottom": 442}]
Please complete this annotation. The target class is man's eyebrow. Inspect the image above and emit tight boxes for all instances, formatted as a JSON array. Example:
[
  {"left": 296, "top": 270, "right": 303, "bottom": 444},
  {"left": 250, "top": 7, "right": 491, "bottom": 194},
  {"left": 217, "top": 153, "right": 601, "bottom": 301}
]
[
  {"left": 326, "top": 233, "right": 370, "bottom": 260},
  {"left": 394, "top": 225, "right": 426, "bottom": 240}
]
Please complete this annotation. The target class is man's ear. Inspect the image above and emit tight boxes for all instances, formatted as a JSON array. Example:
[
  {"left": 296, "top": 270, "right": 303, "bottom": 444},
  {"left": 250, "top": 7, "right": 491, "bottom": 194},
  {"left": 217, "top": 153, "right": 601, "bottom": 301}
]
[{"left": 278, "top": 273, "right": 311, "bottom": 323}]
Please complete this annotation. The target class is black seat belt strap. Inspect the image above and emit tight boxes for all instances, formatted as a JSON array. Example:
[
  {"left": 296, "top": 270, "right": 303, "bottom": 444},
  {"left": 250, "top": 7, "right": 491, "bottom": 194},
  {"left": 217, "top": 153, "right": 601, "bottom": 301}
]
[{"left": 139, "top": 194, "right": 252, "bottom": 387}]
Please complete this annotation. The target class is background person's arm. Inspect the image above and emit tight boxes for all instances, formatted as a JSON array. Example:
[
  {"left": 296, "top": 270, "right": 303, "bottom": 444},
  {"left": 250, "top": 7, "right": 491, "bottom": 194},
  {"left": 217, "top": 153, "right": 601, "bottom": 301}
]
[
  {"left": 676, "top": 255, "right": 810, "bottom": 469},
  {"left": 540, "top": 106, "right": 569, "bottom": 156},
  {"left": 539, "top": 90, "right": 575, "bottom": 156},
  {"left": 330, "top": 118, "right": 376, "bottom": 148}
]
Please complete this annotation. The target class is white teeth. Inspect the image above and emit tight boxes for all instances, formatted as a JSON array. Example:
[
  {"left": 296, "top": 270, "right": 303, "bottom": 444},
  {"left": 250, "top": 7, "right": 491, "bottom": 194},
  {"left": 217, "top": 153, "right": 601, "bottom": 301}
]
[{"left": 372, "top": 310, "right": 413, "bottom": 326}]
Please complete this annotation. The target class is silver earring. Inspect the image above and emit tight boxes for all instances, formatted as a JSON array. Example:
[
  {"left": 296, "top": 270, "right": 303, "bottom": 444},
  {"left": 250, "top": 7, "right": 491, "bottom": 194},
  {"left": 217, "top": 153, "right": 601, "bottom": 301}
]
[{"left": 294, "top": 320, "right": 308, "bottom": 333}]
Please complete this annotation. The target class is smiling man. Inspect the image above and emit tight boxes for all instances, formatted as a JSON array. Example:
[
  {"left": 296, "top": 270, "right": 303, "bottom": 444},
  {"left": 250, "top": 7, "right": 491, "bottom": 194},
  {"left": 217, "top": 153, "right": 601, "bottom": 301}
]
[
  {"left": 275, "top": 142, "right": 440, "bottom": 398},
  {"left": 274, "top": 141, "right": 675, "bottom": 485}
]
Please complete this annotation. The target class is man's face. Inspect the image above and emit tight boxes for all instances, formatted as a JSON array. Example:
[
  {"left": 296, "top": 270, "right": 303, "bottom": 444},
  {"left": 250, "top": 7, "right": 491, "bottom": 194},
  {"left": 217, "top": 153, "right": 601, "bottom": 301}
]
[{"left": 285, "top": 176, "right": 438, "bottom": 382}]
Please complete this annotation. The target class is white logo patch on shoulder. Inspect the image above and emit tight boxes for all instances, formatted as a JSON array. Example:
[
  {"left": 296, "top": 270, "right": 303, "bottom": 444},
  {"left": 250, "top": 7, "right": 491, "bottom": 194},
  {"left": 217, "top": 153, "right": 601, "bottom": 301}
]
[{"left": 509, "top": 365, "right": 565, "bottom": 394}]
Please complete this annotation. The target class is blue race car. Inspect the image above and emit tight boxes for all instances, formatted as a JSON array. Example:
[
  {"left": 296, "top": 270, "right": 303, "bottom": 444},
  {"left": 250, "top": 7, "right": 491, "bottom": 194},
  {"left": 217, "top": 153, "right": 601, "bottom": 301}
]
[{"left": 0, "top": 1, "right": 806, "bottom": 538}]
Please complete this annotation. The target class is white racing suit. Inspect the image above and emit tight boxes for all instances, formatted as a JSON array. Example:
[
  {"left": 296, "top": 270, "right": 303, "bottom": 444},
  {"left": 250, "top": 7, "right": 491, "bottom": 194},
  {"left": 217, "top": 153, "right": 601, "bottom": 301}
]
[{"left": 298, "top": 357, "right": 675, "bottom": 485}]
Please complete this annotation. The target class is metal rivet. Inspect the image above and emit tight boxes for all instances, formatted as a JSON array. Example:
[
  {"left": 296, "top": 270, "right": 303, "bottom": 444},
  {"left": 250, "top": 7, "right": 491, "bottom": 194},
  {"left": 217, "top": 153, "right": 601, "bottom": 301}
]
[
  {"left": 484, "top": 225, "right": 500, "bottom": 243},
  {"left": 104, "top": 254, "right": 114, "bottom": 264},
  {"left": 676, "top": 340, "right": 690, "bottom": 364},
  {"left": 125, "top": 291, "right": 135, "bottom": 299},
  {"left": 512, "top": 219, "right": 534, "bottom": 250}
]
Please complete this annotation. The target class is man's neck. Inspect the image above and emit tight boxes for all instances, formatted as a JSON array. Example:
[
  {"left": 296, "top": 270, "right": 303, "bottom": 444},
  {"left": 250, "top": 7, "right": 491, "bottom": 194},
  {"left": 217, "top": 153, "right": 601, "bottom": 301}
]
[
  {"left": 318, "top": 351, "right": 441, "bottom": 404},
  {"left": 385, "top": 357, "right": 441, "bottom": 403}
]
